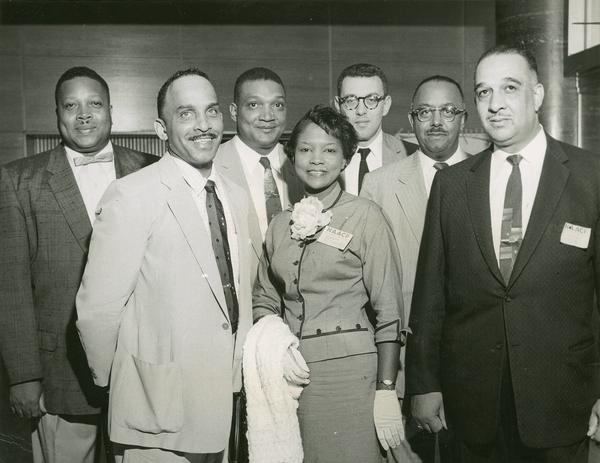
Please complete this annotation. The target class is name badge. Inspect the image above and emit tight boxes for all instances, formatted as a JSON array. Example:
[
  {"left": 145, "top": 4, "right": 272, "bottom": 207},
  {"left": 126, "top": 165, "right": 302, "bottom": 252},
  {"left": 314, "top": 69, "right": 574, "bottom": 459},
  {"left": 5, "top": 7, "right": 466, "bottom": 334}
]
[
  {"left": 560, "top": 222, "right": 591, "bottom": 249},
  {"left": 317, "top": 226, "right": 353, "bottom": 250}
]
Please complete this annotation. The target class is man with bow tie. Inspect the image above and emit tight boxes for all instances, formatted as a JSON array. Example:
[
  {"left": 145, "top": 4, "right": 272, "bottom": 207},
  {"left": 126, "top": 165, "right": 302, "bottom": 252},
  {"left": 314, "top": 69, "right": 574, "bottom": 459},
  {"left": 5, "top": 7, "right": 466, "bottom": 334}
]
[{"left": 0, "top": 66, "right": 156, "bottom": 463}]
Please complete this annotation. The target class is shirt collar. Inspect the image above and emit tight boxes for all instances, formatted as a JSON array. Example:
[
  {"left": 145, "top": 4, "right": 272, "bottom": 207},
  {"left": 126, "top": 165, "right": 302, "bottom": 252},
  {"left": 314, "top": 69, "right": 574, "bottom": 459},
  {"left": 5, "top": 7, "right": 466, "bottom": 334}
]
[
  {"left": 417, "top": 145, "right": 468, "bottom": 170},
  {"left": 492, "top": 125, "right": 546, "bottom": 165},
  {"left": 234, "top": 135, "right": 283, "bottom": 173},
  {"left": 357, "top": 129, "right": 383, "bottom": 158},
  {"left": 64, "top": 141, "right": 114, "bottom": 168},
  {"left": 169, "top": 152, "right": 220, "bottom": 194}
]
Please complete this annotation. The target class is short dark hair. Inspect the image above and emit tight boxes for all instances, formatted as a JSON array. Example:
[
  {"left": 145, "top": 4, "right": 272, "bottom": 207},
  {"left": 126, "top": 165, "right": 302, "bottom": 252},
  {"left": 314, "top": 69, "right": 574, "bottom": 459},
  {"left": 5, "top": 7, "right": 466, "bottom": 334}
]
[
  {"left": 476, "top": 44, "right": 539, "bottom": 79},
  {"left": 284, "top": 105, "right": 358, "bottom": 163},
  {"left": 55, "top": 66, "right": 110, "bottom": 106},
  {"left": 233, "top": 67, "right": 285, "bottom": 104},
  {"left": 336, "top": 63, "right": 388, "bottom": 96},
  {"left": 411, "top": 75, "right": 465, "bottom": 106},
  {"left": 157, "top": 68, "right": 211, "bottom": 121}
]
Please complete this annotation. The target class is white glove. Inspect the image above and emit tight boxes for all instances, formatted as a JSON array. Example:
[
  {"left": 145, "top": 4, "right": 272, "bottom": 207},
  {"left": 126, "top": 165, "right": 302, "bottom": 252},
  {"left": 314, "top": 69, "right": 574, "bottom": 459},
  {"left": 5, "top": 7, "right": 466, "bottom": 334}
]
[
  {"left": 373, "top": 390, "right": 405, "bottom": 451},
  {"left": 282, "top": 346, "right": 310, "bottom": 386}
]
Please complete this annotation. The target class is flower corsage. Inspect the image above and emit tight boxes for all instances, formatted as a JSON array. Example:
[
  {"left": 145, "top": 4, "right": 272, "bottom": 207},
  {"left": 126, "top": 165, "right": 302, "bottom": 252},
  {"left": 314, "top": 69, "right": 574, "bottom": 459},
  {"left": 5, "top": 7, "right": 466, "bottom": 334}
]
[{"left": 290, "top": 196, "right": 332, "bottom": 241}]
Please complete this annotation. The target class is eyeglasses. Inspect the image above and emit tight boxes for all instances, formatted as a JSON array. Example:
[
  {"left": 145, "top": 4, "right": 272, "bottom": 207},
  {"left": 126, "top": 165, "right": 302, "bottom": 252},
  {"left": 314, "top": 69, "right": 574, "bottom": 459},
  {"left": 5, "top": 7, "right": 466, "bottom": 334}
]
[
  {"left": 410, "top": 105, "right": 466, "bottom": 123},
  {"left": 337, "top": 94, "right": 387, "bottom": 111}
]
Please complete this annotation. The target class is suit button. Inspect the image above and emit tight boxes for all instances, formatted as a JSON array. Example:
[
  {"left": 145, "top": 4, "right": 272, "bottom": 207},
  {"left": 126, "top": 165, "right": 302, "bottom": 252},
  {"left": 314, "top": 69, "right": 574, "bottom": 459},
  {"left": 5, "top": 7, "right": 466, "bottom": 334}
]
[
  {"left": 495, "top": 343, "right": 503, "bottom": 350},
  {"left": 293, "top": 278, "right": 298, "bottom": 285},
  {"left": 297, "top": 295, "right": 304, "bottom": 303},
  {"left": 297, "top": 314, "right": 303, "bottom": 321},
  {"left": 222, "top": 323, "right": 229, "bottom": 330},
  {"left": 336, "top": 326, "right": 342, "bottom": 332},
  {"left": 504, "top": 296, "right": 511, "bottom": 302},
  {"left": 293, "top": 260, "right": 299, "bottom": 266}
]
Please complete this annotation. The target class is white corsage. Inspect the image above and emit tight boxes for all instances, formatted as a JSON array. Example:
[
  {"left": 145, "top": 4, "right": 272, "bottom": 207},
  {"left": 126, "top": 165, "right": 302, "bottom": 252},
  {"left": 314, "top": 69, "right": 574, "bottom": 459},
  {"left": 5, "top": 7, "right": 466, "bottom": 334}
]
[{"left": 290, "top": 197, "right": 332, "bottom": 241}]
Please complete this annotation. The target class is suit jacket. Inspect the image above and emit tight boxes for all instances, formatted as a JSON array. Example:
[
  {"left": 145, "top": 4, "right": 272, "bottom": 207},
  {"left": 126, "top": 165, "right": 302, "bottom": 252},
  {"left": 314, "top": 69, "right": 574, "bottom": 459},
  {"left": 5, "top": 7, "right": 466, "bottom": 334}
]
[
  {"left": 214, "top": 138, "right": 303, "bottom": 281},
  {"left": 383, "top": 132, "right": 419, "bottom": 163},
  {"left": 406, "top": 134, "right": 600, "bottom": 448},
  {"left": 0, "top": 144, "right": 156, "bottom": 415},
  {"left": 76, "top": 155, "right": 253, "bottom": 453}
]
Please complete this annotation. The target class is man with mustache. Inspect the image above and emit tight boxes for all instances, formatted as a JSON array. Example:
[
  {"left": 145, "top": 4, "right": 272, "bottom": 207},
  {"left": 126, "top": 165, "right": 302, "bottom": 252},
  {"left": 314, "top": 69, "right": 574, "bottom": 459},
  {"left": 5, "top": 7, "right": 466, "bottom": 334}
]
[
  {"left": 334, "top": 63, "right": 418, "bottom": 195},
  {"left": 406, "top": 45, "right": 600, "bottom": 462},
  {"left": 0, "top": 66, "right": 156, "bottom": 463},
  {"left": 76, "top": 68, "right": 252, "bottom": 463},
  {"left": 214, "top": 67, "right": 303, "bottom": 280},
  {"left": 361, "top": 75, "right": 468, "bottom": 462}
]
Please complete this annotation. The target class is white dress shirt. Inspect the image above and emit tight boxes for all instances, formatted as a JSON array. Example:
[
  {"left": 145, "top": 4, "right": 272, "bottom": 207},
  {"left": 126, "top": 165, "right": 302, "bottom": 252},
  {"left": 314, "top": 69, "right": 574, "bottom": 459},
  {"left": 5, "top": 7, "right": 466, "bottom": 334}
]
[
  {"left": 234, "top": 136, "right": 286, "bottom": 240},
  {"left": 342, "top": 129, "right": 384, "bottom": 196},
  {"left": 170, "top": 153, "right": 240, "bottom": 290},
  {"left": 490, "top": 127, "right": 546, "bottom": 263},
  {"left": 418, "top": 146, "right": 468, "bottom": 196},
  {"left": 65, "top": 142, "right": 116, "bottom": 225}
]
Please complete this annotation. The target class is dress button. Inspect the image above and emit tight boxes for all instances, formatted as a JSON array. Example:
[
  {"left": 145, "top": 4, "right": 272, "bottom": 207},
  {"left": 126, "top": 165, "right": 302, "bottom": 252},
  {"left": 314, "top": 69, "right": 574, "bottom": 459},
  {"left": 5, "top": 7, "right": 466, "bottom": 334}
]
[
  {"left": 297, "top": 314, "right": 303, "bottom": 321},
  {"left": 293, "top": 278, "right": 298, "bottom": 285},
  {"left": 336, "top": 326, "right": 342, "bottom": 332},
  {"left": 293, "top": 260, "right": 299, "bottom": 266},
  {"left": 222, "top": 323, "right": 229, "bottom": 330},
  {"left": 356, "top": 324, "right": 361, "bottom": 329},
  {"left": 298, "top": 242, "right": 305, "bottom": 248},
  {"left": 316, "top": 329, "right": 322, "bottom": 335},
  {"left": 297, "top": 295, "right": 304, "bottom": 303}
]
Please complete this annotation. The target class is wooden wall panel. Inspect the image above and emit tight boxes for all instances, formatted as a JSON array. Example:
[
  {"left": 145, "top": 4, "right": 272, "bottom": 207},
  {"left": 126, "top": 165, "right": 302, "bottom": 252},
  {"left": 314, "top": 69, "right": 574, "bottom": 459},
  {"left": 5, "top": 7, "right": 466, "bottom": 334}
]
[{"left": 0, "top": 56, "right": 24, "bottom": 132}]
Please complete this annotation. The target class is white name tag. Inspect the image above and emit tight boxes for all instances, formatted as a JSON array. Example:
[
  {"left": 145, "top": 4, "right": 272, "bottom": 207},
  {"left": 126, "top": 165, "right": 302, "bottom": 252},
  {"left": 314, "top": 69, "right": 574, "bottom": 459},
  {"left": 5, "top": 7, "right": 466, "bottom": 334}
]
[
  {"left": 560, "top": 222, "right": 591, "bottom": 249},
  {"left": 317, "top": 226, "right": 353, "bottom": 250}
]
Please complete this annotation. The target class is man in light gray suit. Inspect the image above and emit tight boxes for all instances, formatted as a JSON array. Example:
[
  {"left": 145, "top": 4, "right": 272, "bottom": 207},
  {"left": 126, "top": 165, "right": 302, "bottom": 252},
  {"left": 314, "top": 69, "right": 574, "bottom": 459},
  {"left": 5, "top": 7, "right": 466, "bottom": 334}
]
[
  {"left": 213, "top": 67, "right": 303, "bottom": 279},
  {"left": 335, "top": 63, "right": 419, "bottom": 195},
  {"left": 361, "top": 75, "right": 468, "bottom": 462}
]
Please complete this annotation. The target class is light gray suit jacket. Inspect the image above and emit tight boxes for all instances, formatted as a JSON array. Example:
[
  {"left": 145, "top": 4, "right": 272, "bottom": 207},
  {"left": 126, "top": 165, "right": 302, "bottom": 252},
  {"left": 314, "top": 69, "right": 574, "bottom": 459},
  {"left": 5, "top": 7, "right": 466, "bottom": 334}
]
[
  {"left": 214, "top": 138, "right": 303, "bottom": 281},
  {"left": 76, "top": 155, "right": 252, "bottom": 453}
]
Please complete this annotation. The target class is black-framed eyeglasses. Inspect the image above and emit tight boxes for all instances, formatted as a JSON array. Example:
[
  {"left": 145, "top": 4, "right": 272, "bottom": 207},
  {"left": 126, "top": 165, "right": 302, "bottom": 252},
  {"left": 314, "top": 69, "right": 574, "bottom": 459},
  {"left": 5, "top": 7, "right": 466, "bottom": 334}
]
[
  {"left": 410, "top": 105, "right": 466, "bottom": 123},
  {"left": 338, "top": 94, "right": 387, "bottom": 111}
]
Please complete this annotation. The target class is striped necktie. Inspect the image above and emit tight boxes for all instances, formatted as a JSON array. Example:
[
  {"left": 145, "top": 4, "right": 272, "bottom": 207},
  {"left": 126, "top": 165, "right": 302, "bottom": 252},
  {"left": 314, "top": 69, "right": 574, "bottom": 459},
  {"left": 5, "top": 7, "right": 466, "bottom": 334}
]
[{"left": 499, "top": 154, "right": 523, "bottom": 284}]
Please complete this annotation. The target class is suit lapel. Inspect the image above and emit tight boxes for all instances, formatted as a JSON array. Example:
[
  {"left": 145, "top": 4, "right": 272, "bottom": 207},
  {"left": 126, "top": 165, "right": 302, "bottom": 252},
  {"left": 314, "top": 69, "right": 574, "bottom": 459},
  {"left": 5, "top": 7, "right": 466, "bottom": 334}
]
[
  {"left": 160, "top": 157, "right": 230, "bottom": 322},
  {"left": 394, "top": 155, "right": 428, "bottom": 243},
  {"left": 46, "top": 146, "right": 92, "bottom": 253},
  {"left": 216, "top": 141, "right": 263, "bottom": 262},
  {"left": 466, "top": 150, "right": 505, "bottom": 285},
  {"left": 508, "top": 137, "right": 569, "bottom": 286}
]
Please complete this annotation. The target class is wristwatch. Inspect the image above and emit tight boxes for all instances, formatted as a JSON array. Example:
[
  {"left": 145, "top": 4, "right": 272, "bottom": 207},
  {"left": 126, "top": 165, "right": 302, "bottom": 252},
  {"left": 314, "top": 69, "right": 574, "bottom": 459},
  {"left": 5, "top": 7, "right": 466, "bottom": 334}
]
[{"left": 376, "top": 379, "right": 396, "bottom": 390}]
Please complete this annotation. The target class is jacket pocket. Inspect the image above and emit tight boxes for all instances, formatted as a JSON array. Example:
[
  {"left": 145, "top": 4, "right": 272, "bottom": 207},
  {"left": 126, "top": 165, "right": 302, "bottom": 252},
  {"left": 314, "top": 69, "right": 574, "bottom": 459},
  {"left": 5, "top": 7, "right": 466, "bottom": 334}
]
[{"left": 112, "top": 353, "right": 183, "bottom": 434}]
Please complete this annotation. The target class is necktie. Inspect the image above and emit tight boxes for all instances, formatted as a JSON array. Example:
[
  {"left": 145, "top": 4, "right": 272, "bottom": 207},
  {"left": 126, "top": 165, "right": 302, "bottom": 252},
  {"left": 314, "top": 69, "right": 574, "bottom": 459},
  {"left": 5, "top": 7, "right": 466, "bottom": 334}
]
[
  {"left": 205, "top": 180, "right": 238, "bottom": 333},
  {"left": 259, "top": 156, "right": 282, "bottom": 224},
  {"left": 499, "top": 154, "right": 523, "bottom": 284},
  {"left": 73, "top": 151, "right": 114, "bottom": 166},
  {"left": 357, "top": 148, "right": 371, "bottom": 192},
  {"left": 433, "top": 162, "right": 449, "bottom": 171}
]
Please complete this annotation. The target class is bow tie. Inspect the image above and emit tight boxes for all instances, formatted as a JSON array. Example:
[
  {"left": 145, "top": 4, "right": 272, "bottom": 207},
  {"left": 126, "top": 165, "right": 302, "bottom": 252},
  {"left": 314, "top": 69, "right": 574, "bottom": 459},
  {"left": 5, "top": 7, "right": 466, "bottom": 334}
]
[{"left": 73, "top": 152, "right": 114, "bottom": 166}]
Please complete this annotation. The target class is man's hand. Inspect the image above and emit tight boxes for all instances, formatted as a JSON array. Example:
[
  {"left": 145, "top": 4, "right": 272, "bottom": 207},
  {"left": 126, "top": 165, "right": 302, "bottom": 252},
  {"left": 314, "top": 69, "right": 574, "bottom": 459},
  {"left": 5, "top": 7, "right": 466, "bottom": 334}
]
[
  {"left": 10, "top": 380, "right": 43, "bottom": 418},
  {"left": 411, "top": 392, "right": 447, "bottom": 433},
  {"left": 587, "top": 399, "right": 600, "bottom": 442},
  {"left": 282, "top": 346, "right": 310, "bottom": 386}
]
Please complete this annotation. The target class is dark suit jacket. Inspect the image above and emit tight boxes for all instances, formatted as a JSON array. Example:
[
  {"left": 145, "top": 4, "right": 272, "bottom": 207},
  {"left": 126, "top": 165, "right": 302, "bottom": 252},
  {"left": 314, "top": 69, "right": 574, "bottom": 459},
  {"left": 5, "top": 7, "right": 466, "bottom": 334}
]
[
  {"left": 406, "top": 134, "right": 600, "bottom": 448},
  {"left": 0, "top": 144, "right": 157, "bottom": 415}
]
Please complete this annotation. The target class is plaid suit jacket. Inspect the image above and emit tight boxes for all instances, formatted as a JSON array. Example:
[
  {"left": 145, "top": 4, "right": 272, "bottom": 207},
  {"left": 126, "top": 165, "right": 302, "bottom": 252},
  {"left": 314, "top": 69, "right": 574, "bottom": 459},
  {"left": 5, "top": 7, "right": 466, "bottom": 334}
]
[{"left": 0, "top": 144, "right": 157, "bottom": 415}]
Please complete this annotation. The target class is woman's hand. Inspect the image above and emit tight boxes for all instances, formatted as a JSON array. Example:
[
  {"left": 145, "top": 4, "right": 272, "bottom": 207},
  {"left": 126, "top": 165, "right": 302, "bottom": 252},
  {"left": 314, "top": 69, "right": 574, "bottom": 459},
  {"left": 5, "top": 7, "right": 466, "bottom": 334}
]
[
  {"left": 374, "top": 390, "right": 405, "bottom": 450},
  {"left": 282, "top": 346, "right": 310, "bottom": 386}
]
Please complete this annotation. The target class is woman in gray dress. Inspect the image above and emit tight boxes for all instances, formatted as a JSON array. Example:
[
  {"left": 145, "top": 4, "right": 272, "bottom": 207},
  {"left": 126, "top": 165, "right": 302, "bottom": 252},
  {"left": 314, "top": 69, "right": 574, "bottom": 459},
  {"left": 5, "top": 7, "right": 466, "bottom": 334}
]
[{"left": 253, "top": 105, "right": 407, "bottom": 462}]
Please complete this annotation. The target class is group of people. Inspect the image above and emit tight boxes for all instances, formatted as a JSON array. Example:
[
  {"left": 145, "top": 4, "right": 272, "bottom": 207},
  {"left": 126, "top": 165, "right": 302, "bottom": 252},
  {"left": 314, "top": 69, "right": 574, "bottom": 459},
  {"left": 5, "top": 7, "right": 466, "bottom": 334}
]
[{"left": 0, "top": 43, "right": 599, "bottom": 463}]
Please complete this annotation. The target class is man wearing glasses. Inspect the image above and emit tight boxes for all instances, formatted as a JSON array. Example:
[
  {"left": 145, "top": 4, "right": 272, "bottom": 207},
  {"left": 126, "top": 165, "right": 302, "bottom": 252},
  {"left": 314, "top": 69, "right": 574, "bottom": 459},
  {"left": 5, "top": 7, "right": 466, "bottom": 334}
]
[
  {"left": 361, "top": 74, "right": 468, "bottom": 463},
  {"left": 334, "top": 63, "right": 418, "bottom": 194}
]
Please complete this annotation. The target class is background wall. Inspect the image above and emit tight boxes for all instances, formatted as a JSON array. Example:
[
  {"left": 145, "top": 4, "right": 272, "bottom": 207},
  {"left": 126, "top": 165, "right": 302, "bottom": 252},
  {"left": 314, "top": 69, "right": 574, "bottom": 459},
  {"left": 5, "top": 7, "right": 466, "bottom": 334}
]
[{"left": 0, "top": 1, "right": 495, "bottom": 165}]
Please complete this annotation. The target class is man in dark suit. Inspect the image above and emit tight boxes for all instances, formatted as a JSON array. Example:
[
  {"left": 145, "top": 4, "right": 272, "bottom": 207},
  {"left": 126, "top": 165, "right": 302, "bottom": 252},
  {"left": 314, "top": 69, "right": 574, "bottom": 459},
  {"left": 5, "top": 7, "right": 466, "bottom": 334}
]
[
  {"left": 334, "top": 63, "right": 418, "bottom": 194},
  {"left": 406, "top": 45, "right": 600, "bottom": 463},
  {"left": 0, "top": 66, "right": 156, "bottom": 463}
]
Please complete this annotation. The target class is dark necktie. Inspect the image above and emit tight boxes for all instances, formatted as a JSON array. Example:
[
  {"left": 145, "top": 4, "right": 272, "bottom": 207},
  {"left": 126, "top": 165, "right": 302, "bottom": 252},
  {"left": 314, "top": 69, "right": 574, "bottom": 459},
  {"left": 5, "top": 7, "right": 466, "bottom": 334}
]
[
  {"left": 499, "top": 154, "right": 523, "bottom": 284},
  {"left": 357, "top": 148, "right": 371, "bottom": 192},
  {"left": 433, "top": 162, "right": 449, "bottom": 171},
  {"left": 205, "top": 180, "right": 238, "bottom": 333},
  {"left": 259, "top": 156, "right": 282, "bottom": 224}
]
